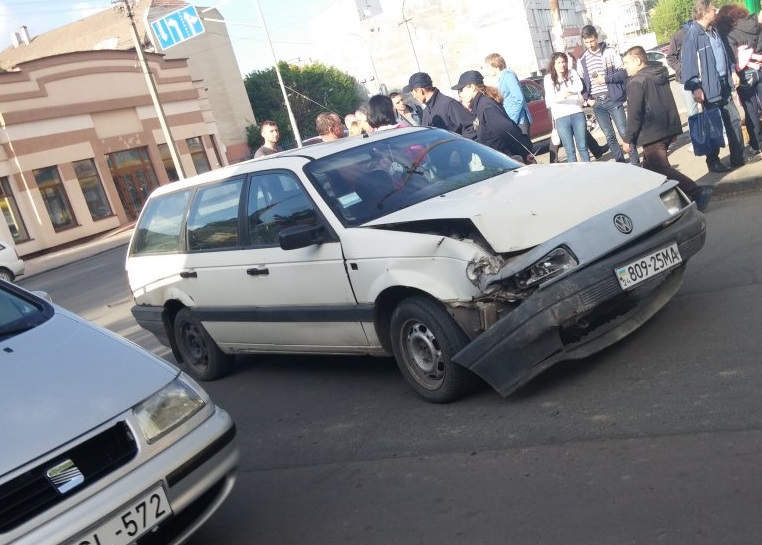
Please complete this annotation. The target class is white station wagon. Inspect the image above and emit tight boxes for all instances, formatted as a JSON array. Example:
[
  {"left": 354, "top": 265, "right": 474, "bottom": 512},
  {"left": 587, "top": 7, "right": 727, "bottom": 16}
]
[{"left": 126, "top": 127, "right": 706, "bottom": 403}]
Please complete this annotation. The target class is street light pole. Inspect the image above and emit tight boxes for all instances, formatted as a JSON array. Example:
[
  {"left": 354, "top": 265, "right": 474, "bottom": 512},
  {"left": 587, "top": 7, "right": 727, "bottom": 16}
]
[
  {"left": 252, "top": 0, "right": 303, "bottom": 147},
  {"left": 399, "top": 0, "right": 421, "bottom": 72}
]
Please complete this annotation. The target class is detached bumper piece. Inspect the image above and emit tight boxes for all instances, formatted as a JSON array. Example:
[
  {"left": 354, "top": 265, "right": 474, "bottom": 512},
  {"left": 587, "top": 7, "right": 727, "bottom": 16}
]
[{"left": 453, "top": 209, "right": 706, "bottom": 397}]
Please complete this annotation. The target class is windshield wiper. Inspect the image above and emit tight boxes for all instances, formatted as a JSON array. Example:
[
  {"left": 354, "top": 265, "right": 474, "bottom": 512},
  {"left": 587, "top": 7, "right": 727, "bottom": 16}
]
[{"left": 0, "top": 322, "right": 39, "bottom": 339}]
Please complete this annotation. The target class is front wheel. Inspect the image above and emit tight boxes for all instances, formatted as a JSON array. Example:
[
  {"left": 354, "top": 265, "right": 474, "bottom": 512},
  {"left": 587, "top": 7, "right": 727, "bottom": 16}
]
[
  {"left": 172, "top": 307, "right": 234, "bottom": 381},
  {"left": 390, "top": 296, "right": 475, "bottom": 403}
]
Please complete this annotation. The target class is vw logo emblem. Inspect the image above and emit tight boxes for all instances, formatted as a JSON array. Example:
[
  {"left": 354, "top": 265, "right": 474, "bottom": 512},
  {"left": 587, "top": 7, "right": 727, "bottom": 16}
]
[{"left": 613, "top": 214, "right": 633, "bottom": 234}]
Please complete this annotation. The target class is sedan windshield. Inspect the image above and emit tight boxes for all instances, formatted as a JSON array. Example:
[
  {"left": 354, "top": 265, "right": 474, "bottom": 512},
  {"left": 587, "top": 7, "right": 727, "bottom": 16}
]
[
  {"left": 303, "top": 129, "right": 523, "bottom": 227},
  {"left": 0, "top": 285, "right": 51, "bottom": 340}
]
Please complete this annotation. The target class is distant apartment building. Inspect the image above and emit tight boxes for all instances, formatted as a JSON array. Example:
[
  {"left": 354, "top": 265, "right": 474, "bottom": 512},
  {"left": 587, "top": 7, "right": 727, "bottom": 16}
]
[
  {"left": 341, "top": 0, "right": 649, "bottom": 93},
  {"left": 0, "top": 0, "right": 254, "bottom": 257}
]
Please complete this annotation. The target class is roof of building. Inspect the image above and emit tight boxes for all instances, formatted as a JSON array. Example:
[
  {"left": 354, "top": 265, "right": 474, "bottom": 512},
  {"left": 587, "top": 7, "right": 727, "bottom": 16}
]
[{"left": 0, "top": 0, "right": 193, "bottom": 71}]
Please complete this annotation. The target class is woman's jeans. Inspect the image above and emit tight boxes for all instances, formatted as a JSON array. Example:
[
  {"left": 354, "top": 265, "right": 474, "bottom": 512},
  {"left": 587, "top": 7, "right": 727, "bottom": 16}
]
[{"left": 555, "top": 112, "right": 590, "bottom": 162}]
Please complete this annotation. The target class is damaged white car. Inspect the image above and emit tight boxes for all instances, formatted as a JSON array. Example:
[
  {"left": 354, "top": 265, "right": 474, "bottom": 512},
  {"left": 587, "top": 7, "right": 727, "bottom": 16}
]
[{"left": 126, "top": 127, "right": 705, "bottom": 403}]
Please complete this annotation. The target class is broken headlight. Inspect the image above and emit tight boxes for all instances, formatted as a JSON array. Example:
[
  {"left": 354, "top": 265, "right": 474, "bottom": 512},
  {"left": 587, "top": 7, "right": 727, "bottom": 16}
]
[
  {"left": 515, "top": 247, "right": 578, "bottom": 289},
  {"left": 660, "top": 188, "right": 684, "bottom": 215}
]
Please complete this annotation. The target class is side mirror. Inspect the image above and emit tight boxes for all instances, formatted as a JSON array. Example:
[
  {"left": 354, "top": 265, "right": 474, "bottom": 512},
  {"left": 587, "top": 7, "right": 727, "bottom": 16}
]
[{"left": 279, "top": 224, "right": 325, "bottom": 250}]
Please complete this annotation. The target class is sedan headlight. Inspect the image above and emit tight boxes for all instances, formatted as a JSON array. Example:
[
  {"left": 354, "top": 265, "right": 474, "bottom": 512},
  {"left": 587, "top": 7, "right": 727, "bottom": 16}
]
[
  {"left": 660, "top": 188, "right": 683, "bottom": 215},
  {"left": 134, "top": 378, "right": 206, "bottom": 443},
  {"left": 515, "top": 247, "right": 578, "bottom": 289}
]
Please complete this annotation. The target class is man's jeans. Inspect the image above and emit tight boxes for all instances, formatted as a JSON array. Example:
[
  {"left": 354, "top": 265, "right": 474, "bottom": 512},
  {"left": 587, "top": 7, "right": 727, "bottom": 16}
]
[{"left": 593, "top": 96, "right": 639, "bottom": 165}]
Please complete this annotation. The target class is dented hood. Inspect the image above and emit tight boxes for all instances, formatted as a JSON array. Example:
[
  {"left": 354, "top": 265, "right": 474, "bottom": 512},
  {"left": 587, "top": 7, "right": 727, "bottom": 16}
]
[{"left": 366, "top": 162, "right": 667, "bottom": 252}]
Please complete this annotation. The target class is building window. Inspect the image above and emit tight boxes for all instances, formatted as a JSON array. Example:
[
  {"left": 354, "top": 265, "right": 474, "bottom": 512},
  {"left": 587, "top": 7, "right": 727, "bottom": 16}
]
[
  {"left": 187, "top": 136, "right": 211, "bottom": 175},
  {"left": 0, "top": 177, "right": 29, "bottom": 242},
  {"left": 210, "top": 134, "right": 224, "bottom": 168},
  {"left": 73, "top": 159, "right": 113, "bottom": 221},
  {"left": 33, "top": 166, "right": 76, "bottom": 231},
  {"left": 158, "top": 143, "right": 180, "bottom": 182}
]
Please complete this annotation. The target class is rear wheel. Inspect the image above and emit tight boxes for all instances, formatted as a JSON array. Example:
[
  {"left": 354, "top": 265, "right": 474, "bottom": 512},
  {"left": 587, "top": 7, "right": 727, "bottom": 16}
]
[
  {"left": 0, "top": 269, "right": 13, "bottom": 283},
  {"left": 173, "top": 307, "right": 233, "bottom": 381},
  {"left": 390, "top": 295, "right": 475, "bottom": 403}
]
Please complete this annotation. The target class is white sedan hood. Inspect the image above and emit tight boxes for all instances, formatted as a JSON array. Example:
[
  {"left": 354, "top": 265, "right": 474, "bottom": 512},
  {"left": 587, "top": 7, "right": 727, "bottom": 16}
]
[
  {"left": 0, "top": 309, "right": 177, "bottom": 474},
  {"left": 367, "top": 162, "right": 667, "bottom": 252}
]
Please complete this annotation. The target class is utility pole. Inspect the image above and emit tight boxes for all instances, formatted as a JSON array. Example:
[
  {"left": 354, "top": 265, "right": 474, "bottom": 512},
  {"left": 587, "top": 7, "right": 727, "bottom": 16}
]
[
  {"left": 116, "top": 0, "right": 185, "bottom": 179},
  {"left": 549, "top": 0, "right": 567, "bottom": 53},
  {"left": 399, "top": 0, "right": 421, "bottom": 72}
]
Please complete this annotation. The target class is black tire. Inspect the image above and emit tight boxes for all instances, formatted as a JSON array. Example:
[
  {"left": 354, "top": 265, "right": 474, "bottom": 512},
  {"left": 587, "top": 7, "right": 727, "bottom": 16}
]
[
  {"left": 0, "top": 269, "right": 13, "bottom": 283},
  {"left": 390, "top": 295, "right": 474, "bottom": 403},
  {"left": 172, "top": 307, "right": 233, "bottom": 381}
]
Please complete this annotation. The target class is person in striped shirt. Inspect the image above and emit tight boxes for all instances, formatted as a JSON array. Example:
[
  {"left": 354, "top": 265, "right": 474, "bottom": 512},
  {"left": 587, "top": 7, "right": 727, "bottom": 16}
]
[{"left": 579, "top": 25, "right": 640, "bottom": 166}]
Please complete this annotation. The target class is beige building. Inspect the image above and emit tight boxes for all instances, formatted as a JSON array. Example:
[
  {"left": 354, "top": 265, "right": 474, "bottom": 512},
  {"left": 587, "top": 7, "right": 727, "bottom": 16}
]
[{"left": 0, "top": 0, "right": 254, "bottom": 257}]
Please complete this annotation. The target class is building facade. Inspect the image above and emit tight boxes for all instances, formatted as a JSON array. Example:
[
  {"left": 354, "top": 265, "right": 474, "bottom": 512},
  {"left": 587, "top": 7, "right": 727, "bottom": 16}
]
[
  {"left": 0, "top": 0, "right": 254, "bottom": 257},
  {"left": 0, "top": 50, "right": 222, "bottom": 256}
]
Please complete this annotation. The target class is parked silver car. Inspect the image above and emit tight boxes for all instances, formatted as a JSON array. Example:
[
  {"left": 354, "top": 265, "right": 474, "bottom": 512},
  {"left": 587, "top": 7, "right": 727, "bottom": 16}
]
[
  {"left": 0, "top": 282, "right": 238, "bottom": 545},
  {"left": 0, "top": 240, "right": 24, "bottom": 282}
]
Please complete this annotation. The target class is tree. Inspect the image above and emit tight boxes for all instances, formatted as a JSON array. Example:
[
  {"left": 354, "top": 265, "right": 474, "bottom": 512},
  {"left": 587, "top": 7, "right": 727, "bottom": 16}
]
[
  {"left": 651, "top": 0, "right": 735, "bottom": 43},
  {"left": 244, "top": 62, "right": 367, "bottom": 151},
  {"left": 651, "top": 0, "right": 694, "bottom": 42}
]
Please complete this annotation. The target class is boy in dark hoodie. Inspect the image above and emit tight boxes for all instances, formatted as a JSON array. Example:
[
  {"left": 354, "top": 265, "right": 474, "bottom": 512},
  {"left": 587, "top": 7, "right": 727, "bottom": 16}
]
[{"left": 622, "top": 46, "right": 712, "bottom": 212}]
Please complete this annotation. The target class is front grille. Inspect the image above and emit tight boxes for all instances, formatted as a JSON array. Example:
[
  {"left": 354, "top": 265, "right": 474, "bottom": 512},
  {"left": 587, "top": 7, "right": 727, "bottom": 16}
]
[{"left": 0, "top": 421, "right": 137, "bottom": 533}]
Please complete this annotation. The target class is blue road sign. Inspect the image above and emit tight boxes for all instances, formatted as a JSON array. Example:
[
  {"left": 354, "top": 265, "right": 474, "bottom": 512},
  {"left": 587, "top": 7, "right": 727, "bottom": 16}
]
[{"left": 149, "top": 5, "right": 205, "bottom": 51}]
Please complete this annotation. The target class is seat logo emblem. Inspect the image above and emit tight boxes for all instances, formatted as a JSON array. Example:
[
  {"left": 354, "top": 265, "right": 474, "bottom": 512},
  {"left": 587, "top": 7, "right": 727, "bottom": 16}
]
[
  {"left": 613, "top": 214, "right": 633, "bottom": 234},
  {"left": 46, "top": 459, "right": 85, "bottom": 494}
]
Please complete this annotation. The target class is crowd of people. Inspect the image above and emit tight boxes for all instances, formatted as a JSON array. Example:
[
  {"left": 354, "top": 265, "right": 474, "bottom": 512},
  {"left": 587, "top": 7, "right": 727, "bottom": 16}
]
[{"left": 253, "top": 0, "right": 762, "bottom": 213}]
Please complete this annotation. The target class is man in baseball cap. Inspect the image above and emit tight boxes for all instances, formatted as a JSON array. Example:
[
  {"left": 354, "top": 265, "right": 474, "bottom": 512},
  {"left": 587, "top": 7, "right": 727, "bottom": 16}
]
[
  {"left": 402, "top": 72, "right": 433, "bottom": 93},
  {"left": 403, "top": 71, "right": 476, "bottom": 139}
]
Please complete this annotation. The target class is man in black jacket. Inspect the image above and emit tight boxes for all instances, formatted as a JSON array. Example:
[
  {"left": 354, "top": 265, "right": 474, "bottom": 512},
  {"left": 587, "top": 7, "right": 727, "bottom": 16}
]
[
  {"left": 622, "top": 46, "right": 712, "bottom": 211},
  {"left": 403, "top": 72, "right": 476, "bottom": 140}
]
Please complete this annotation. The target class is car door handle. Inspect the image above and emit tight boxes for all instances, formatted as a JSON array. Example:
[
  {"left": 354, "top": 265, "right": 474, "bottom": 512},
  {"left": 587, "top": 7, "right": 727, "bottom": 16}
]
[
  {"left": 179, "top": 270, "right": 197, "bottom": 278},
  {"left": 247, "top": 267, "right": 269, "bottom": 276}
]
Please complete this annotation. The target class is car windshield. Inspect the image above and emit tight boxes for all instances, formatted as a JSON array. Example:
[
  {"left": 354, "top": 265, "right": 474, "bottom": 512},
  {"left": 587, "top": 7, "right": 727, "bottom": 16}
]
[
  {"left": 0, "top": 285, "right": 51, "bottom": 340},
  {"left": 303, "top": 129, "right": 523, "bottom": 227}
]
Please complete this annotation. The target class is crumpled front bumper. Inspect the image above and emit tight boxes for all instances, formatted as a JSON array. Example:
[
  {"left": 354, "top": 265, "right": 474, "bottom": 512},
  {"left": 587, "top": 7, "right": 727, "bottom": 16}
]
[{"left": 453, "top": 207, "right": 706, "bottom": 397}]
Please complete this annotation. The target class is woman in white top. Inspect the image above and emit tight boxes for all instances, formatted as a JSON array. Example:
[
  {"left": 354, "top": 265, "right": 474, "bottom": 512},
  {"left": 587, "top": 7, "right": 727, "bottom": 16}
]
[{"left": 543, "top": 52, "right": 590, "bottom": 162}]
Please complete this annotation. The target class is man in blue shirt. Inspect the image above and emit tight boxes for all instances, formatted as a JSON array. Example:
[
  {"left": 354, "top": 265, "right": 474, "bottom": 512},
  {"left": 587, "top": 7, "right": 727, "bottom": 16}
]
[
  {"left": 681, "top": 0, "right": 745, "bottom": 172},
  {"left": 482, "top": 53, "right": 532, "bottom": 136}
]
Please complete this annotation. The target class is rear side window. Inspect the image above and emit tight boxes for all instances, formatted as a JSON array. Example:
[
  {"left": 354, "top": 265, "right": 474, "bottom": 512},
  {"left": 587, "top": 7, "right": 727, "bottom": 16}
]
[
  {"left": 131, "top": 190, "right": 191, "bottom": 255},
  {"left": 187, "top": 177, "right": 244, "bottom": 251}
]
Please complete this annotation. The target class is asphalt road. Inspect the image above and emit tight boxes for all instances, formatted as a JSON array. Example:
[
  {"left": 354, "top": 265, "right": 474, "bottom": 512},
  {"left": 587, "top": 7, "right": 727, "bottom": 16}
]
[{"left": 19, "top": 193, "right": 762, "bottom": 545}]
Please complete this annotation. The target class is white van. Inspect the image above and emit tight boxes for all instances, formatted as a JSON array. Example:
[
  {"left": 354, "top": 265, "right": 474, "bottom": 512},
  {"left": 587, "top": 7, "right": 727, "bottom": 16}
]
[{"left": 126, "top": 127, "right": 706, "bottom": 403}]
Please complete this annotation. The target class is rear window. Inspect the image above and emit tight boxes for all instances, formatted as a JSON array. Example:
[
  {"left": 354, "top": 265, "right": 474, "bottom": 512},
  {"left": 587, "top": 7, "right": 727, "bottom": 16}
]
[{"left": 130, "top": 190, "right": 191, "bottom": 255}]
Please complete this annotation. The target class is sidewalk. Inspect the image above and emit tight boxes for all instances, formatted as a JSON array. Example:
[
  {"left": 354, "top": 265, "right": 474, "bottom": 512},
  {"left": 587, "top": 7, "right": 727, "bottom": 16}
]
[
  {"left": 20, "top": 132, "right": 762, "bottom": 280},
  {"left": 22, "top": 224, "right": 135, "bottom": 279}
]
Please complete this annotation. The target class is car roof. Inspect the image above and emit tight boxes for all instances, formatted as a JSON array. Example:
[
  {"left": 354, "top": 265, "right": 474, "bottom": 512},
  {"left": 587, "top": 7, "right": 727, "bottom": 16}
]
[{"left": 148, "top": 126, "right": 434, "bottom": 199}]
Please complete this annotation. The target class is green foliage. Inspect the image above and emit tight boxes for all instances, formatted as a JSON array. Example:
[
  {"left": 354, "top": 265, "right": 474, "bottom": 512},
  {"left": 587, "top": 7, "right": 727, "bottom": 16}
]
[
  {"left": 651, "top": 0, "right": 736, "bottom": 43},
  {"left": 244, "top": 62, "right": 367, "bottom": 151}
]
